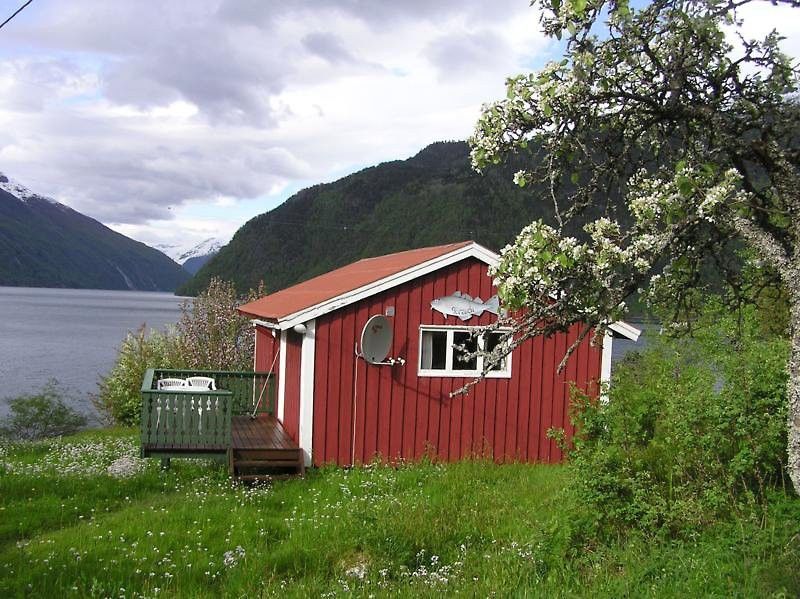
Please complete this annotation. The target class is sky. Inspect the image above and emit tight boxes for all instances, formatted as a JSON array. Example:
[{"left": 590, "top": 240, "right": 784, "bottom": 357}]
[{"left": 0, "top": 0, "right": 798, "bottom": 256}]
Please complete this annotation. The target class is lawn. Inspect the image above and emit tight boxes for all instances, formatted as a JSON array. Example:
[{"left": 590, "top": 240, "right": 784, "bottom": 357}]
[{"left": 1, "top": 428, "right": 798, "bottom": 597}]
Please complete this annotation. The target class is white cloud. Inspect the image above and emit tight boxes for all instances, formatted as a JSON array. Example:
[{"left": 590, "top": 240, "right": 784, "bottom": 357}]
[
  {"left": 2, "top": 0, "right": 794, "bottom": 256},
  {"left": 734, "top": 2, "right": 800, "bottom": 61},
  {"left": 0, "top": 0, "right": 545, "bottom": 248},
  {"left": 0, "top": 0, "right": 549, "bottom": 251}
]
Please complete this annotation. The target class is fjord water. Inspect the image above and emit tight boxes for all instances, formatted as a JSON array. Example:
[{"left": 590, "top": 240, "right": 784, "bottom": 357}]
[
  {"left": 0, "top": 286, "right": 649, "bottom": 421},
  {"left": 0, "top": 287, "right": 184, "bottom": 418}
]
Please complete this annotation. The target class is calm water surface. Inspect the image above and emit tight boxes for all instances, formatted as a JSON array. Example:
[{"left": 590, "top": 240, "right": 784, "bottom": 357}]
[
  {"left": 0, "top": 287, "right": 185, "bottom": 417},
  {"left": 0, "top": 286, "right": 653, "bottom": 419}
]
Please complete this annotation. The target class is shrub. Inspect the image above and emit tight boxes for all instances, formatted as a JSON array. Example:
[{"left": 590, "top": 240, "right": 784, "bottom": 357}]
[
  {"left": 0, "top": 380, "right": 88, "bottom": 440},
  {"left": 170, "top": 278, "right": 261, "bottom": 371},
  {"left": 566, "top": 307, "right": 789, "bottom": 540},
  {"left": 94, "top": 327, "right": 173, "bottom": 426},
  {"left": 95, "top": 278, "right": 263, "bottom": 426}
]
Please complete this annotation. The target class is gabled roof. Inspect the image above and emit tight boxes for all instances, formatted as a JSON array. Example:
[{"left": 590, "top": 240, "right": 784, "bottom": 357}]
[
  {"left": 238, "top": 240, "right": 641, "bottom": 341},
  {"left": 238, "top": 241, "right": 498, "bottom": 330}
]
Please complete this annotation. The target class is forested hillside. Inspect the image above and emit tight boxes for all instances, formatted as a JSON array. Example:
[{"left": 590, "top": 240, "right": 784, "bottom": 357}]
[
  {"left": 180, "top": 141, "right": 616, "bottom": 296},
  {"left": 0, "top": 174, "right": 189, "bottom": 291}
]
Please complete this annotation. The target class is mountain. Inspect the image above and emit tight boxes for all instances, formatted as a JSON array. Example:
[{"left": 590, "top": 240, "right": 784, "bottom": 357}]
[
  {"left": 179, "top": 141, "right": 616, "bottom": 296},
  {"left": 0, "top": 173, "right": 190, "bottom": 291},
  {"left": 155, "top": 237, "right": 226, "bottom": 275},
  {"left": 181, "top": 252, "right": 218, "bottom": 275}
]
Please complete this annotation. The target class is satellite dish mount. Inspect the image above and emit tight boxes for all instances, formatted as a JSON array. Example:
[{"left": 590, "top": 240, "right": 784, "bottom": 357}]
[{"left": 357, "top": 315, "right": 405, "bottom": 366}]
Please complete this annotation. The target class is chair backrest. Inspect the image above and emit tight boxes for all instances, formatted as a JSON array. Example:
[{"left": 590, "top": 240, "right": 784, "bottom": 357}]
[
  {"left": 157, "top": 378, "right": 186, "bottom": 390},
  {"left": 186, "top": 376, "right": 216, "bottom": 391}
]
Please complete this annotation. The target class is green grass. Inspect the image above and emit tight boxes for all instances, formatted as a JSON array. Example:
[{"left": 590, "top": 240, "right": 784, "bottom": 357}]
[{"left": 1, "top": 429, "right": 798, "bottom": 597}]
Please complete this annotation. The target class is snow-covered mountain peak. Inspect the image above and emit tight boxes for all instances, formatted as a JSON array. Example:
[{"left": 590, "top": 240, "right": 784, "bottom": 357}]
[
  {"left": 154, "top": 237, "right": 227, "bottom": 265},
  {"left": 0, "top": 172, "right": 36, "bottom": 201},
  {"left": 0, "top": 172, "right": 67, "bottom": 209},
  {"left": 177, "top": 237, "right": 225, "bottom": 262}
]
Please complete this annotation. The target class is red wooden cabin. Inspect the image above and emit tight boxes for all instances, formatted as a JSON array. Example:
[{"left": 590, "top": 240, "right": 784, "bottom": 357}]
[{"left": 237, "top": 241, "right": 639, "bottom": 468}]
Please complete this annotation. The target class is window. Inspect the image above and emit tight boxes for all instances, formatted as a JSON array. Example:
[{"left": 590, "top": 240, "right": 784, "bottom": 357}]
[{"left": 418, "top": 326, "right": 512, "bottom": 377}]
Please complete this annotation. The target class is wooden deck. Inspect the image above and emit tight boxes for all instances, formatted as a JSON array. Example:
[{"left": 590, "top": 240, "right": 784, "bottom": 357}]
[
  {"left": 141, "top": 411, "right": 304, "bottom": 479},
  {"left": 230, "top": 414, "right": 305, "bottom": 480},
  {"left": 232, "top": 414, "right": 298, "bottom": 450}
]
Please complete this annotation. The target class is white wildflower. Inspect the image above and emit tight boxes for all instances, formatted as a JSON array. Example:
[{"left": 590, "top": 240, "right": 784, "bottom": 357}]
[{"left": 107, "top": 456, "right": 144, "bottom": 478}]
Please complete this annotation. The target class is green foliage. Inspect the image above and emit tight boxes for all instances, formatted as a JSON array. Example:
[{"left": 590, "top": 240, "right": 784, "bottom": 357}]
[
  {"left": 0, "top": 381, "right": 87, "bottom": 441},
  {"left": 95, "top": 278, "right": 260, "bottom": 426},
  {"left": 567, "top": 308, "right": 789, "bottom": 539},
  {"left": 94, "top": 327, "right": 173, "bottom": 426},
  {"left": 468, "top": 0, "right": 800, "bottom": 494}
]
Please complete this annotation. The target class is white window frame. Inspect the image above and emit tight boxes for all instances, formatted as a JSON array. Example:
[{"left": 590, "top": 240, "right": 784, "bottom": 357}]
[{"left": 417, "top": 325, "right": 513, "bottom": 378}]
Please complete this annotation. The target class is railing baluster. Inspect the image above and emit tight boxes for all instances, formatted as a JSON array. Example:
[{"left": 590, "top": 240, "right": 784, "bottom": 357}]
[
  {"left": 182, "top": 397, "right": 190, "bottom": 448},
  {"left": 211, "top": 397, "right": 219, "bottom": 447},
  {"left": 176, "top": 397, "right": 184, "bottom": 449},
  {"left": 189, "top": 396, "right": 198, "bottom": 447}
]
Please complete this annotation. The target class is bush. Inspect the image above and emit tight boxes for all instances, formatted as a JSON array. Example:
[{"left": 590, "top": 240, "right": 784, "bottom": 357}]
[
  {"left": 566, "top": 307, "right": 789, "bottom": 540},
  {"left": 170, "top": 278, "right": 261, "bottom": 371},
  {"left": 95, "top": 278, "right": 263, "bottom": 426},
  {"left": 94, "top": 327, "right": 173, "bottom": 426},
  {"left": 0, "top": 381, "right": 88, "bottom": 440}
]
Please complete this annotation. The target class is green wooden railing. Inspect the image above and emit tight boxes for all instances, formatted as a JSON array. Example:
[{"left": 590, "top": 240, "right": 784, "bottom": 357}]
[
  {"left": 150, "top": 368, "right": 276, "bottom": 416},
  {"left": 140, "top": 368, "right": 276, "bottom": 457}
]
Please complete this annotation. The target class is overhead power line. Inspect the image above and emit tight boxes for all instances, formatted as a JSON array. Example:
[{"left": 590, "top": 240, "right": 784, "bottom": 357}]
[{"left": 0, "top": 0, "right": 34, "bottom": 31}]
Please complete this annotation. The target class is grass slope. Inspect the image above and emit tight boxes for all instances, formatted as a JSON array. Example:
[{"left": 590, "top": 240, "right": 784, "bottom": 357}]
[{"left": 1, "top": 429, "right": 798, "bottom": 597}]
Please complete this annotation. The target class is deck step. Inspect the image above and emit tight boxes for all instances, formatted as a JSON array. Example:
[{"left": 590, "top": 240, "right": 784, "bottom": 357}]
[
  {"left": 233, "top": 449, "right": 302, "bottom": 460},
  {"left": 225, "top": 414, "right": 305, "bottom": 479},
  {"left": 234, "top": 459, "right": 302, "bottom": 468}
]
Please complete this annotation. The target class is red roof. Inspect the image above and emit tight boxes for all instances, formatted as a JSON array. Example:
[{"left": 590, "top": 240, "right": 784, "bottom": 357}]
[{"left": 238, "top": 241, "right": 477, "bottom": 323}]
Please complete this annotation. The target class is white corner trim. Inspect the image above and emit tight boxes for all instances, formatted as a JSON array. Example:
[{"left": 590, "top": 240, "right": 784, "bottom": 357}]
[
  {"left": 276, "top": 242, "right": 499, "bottom": 330},
  {"left": 277, "top": 329, "right": 287, "bottom": 422},
  {"left": 253, "top": 324, "right": 258, "bottom": 371},
  {"left": 600, "top": 330, "right": 613, "bottom": 403},
  {"left": 609, "top": 320, "right": 640, "bottom": 341},
  {"left": 298, "top": 319, "right": 315, "bottom": 467}
]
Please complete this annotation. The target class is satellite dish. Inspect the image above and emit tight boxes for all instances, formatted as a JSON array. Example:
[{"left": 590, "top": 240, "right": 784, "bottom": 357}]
[{"left": 360, "top": 315, "right": 393, "bottom": 364}]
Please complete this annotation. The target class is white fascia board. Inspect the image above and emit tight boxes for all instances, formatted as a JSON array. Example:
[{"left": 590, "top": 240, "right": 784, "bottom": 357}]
[
  {"left": 608, "top": 320, "right": 641, "bottom": 341},
  {"left": 251, "top": 318, "right": 279, "bottom": 329},
  {"left": 298, "top": 319, "right": 315, "bottom": 467},
  {"left": 275, "top": 242, "right": 499, "bottom": 330}
]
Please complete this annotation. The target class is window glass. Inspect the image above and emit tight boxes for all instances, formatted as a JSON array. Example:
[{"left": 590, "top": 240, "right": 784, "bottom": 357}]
[
  {"left": 452, "top": 331, "right": 478, "bottom": 370},
  {"left": 421, "top": 329, "right": 447, "bottom": 370},
  {"left": 484, "top": 332, "right": 507, "bottom": 371}
]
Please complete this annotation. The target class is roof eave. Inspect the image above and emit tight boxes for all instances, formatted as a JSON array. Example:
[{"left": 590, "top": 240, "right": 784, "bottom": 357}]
[
  {"left": 272, "top": 241, "right": 498, "bottom": 330},
  {"left": 608, "top": 320, "right": 641, "bottom": 341}
]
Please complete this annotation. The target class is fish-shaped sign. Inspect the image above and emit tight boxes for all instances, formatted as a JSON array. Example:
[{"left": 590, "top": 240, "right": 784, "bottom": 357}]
[{"left": 430, "top": 291, "right": 500, "bottom": 321}]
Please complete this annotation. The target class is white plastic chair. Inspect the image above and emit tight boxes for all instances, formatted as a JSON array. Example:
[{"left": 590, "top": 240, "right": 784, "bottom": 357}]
[
  {"left": 186, "top": 376, "right": 217, "bottom": 391},
  {"left": 157, "top": 378, "right": 187, "bottom": 390}
]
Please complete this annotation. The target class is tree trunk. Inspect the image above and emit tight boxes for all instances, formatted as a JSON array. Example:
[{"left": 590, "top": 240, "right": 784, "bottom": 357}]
[{"left": 788, "top": 292, "right": 800, "bottom": 495}]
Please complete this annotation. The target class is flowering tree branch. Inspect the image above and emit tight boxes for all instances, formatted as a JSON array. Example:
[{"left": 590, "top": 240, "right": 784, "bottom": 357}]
[{"left": 468, "top": 0, "right": 800, "bottom": 492}]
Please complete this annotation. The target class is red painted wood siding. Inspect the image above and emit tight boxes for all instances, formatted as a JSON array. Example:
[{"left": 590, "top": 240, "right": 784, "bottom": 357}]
[
  {"left": 254, "top": 326, "right": 301, "bottom": 443},
  {"left": 282, "top": 331, "right": 302, "bottom": 443},
  {"left": 255, "top": 327, "right": 278, "bottom": 372},
  {"left": 311, "top": 257, "right": 601, "bottom": 467}
]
